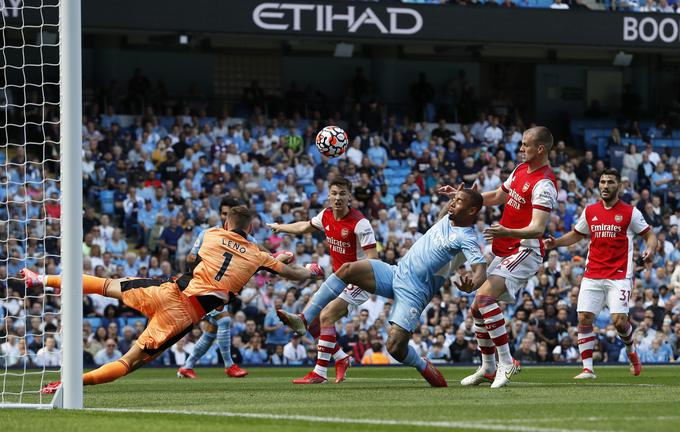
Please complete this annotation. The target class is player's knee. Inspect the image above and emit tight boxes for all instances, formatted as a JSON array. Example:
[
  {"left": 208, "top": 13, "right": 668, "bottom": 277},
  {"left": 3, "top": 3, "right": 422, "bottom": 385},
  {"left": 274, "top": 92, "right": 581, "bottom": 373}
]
[
  {"left": 578, "top": 313, "right": 594, "bottom": 326},
  {"left": 611, "top": 314, "right": 629, "bottom": 331},
  {"left": 335, "top": 262, "right": 353, "bottom": 281},
  {"left": 470, "top": 302, "right": 482, "bottom": 319}
]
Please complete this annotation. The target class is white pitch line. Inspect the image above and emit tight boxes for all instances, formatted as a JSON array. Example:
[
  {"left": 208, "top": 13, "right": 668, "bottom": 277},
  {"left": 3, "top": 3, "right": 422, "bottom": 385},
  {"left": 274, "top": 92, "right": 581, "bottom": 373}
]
[
  {"left": 86, "top": 407, "right": 604, "bottom": 432},
  {"left": 512, "top": 382, "right": 667, "bottom": 388},
  {"left": 486, "top": 416, "right": 680, "bottom": 424}
]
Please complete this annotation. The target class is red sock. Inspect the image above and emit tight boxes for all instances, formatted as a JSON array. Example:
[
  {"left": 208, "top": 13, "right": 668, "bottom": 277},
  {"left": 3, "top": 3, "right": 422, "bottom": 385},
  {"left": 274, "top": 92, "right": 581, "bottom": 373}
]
[{"left": 312, "top": 326, "right": 335, "bottom": 379}]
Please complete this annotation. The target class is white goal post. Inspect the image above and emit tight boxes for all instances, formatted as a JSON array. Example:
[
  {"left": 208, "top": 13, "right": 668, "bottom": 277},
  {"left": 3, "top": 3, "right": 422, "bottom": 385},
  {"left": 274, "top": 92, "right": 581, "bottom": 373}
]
[
  {"left": 60, "top": 0, "right": 83, "bottom": 410},
  {"left": 0, "top": 0, "right": 82, "bottom": 409}
]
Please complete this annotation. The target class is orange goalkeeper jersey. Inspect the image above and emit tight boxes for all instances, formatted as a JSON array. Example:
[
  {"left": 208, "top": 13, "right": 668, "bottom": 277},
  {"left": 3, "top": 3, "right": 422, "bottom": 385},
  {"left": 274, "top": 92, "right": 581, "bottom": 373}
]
[{"left": 184, "top": 228, "right": 284, "bottom": 301}]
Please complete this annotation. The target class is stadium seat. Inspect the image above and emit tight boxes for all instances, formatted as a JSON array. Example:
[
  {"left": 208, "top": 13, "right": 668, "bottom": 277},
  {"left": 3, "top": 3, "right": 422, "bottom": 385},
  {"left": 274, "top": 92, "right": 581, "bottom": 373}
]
[
  {"left": 652, "top": 139, "right": 674, "bottom": 148},
  {"left": 85, "top": 317, "right": 102, "bottom": 330},
  {"left": 621, "top": 137, "right": 642, "bottom": 147}
]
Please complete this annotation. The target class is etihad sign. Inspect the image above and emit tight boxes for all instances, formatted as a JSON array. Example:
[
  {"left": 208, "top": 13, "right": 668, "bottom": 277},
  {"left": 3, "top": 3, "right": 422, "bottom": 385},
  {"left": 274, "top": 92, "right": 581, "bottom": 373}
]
[{"left": 252, "top": 3, "right": 423, "bottom": 35}]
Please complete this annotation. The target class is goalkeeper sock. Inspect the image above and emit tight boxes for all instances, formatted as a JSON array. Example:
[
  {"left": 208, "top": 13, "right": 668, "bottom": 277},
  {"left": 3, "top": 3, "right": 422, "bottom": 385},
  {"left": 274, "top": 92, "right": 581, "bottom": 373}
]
[
  {"left": 41, "top": 275, "right": 109, "bottom": 296},
  {"left": 216, "top": 317, "right": 234, "bottom": 368},
  {"left": 185, "top": 330, "right": 216, "bottom": 369},
  {"left": 402, "top": 345, "right": 427, "bottom": 372},
  {"left": 302, "top": 274, "right": 346, "bottom": 324},
  {"left": 83, "top": 359, "right": 130, "bottom": 385}
]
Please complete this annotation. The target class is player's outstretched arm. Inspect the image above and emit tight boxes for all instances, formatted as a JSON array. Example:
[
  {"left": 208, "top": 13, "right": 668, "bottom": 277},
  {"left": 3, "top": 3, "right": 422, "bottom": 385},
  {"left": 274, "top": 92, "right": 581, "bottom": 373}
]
[
  {"left": 545, "top": 230, "right": 586, "bottom": 249},
  {"left": 279, "top": 263, "right": 324, "bottom": 282},
  {"left": 481, "top": 186, "right": 508, "bottom": 207},
  {"left": 484, "top": 208, "right": 550, "bottom": 241},
  {"left": 267, "top": 221, "right": 315, "bottom": 235}
]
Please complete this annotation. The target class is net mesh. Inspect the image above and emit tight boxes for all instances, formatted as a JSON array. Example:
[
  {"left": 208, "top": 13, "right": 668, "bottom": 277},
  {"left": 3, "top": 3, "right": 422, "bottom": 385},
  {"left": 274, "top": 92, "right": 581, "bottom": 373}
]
[{"left": 0, "top": 0, "right": 62, "bottom": 406}]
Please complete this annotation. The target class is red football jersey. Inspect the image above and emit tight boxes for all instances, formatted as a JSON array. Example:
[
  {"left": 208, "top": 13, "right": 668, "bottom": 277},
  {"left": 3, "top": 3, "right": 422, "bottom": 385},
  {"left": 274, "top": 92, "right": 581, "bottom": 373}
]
[
  {"left": 574, "top": 200, "right": 650, "bottom": 280},
  {"left": 494, "top": 162, "right": 557, "bottom": 257},
  {"left": 310, "top": 208, "right": 376, "bottom": 271}
]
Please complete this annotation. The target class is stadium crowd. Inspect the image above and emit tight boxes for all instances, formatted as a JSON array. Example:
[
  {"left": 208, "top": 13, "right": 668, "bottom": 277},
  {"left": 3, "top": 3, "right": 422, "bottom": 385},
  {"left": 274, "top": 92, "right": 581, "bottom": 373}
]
[
  {"left": 1, "top": 69, "right": 680, "bottom": 371},
  {"left": 398, "top": 0, "right": 680, "bottom": 13}
]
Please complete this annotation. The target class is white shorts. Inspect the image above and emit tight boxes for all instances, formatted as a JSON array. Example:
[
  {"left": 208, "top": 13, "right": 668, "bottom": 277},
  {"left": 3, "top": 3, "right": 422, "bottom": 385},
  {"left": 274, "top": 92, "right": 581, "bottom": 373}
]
[
  {"left": 338, "top": 284, "right": 370, "bottom": 307},
  {"left": 488, "top": 249, "right": 543, "bottom": 304},
  {"left": 577, "top": 277, "right": 632, "bottom": 314}
]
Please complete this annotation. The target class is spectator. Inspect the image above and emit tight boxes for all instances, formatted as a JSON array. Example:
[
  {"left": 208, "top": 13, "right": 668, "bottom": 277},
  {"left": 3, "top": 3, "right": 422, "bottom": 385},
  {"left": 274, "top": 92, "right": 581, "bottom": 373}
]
[
  {"left": 550, "top": 0, "right": 570, "bottom": 9},
  {"left": 94, "top": 338, "right": 122, "bottom": 365},
  {"left": 361, "top": 340, "right": 390, "bottom": 365},
  {"left": 283, "top": 335, "right": 307, "bottom": 365}
]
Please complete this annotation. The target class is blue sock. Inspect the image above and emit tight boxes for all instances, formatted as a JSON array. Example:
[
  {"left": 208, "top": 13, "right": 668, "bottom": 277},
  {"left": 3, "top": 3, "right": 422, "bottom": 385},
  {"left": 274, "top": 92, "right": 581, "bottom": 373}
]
[
  {"left": 185, "top": 331, "right": 216, "bottom": 369},
  {"left": 403, "top": 345, "right": 427, "bottom": 372},
  {"left": 302, "top": 274, "right": 347, "bottom": 324},
  {"left": 216, "top": 317, "right": 233, "bottom": 367}
]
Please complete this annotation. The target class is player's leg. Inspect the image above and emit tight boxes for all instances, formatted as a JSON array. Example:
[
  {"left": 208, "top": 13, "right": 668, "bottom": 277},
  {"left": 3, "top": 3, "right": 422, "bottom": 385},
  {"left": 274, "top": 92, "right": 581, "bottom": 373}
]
[
  {"left": 304, "top": 298, "right": 349, "bottom": 383},
  {"left": 278, "top": 259, "right": 386, "bottom": 335},
  {"left": 217, "top": 313, "right": 247, "bottom": 377},
  {"left": 82, "top": 344, "right": 144, "bottom": 386},
  {"left": 179, "top": 320, "right": 217, "bottom": 378},
  {"left": 574, "top": 278, "right": 603, "bottom": 379},
  {"left": 575, "top": 312, "right": 597, "bottom": 379},
  {"left": 466, "top": 276, "right": 520, "bottom": 388},
  {"left": 608, "top": 279, "right": 640, "bottom": 376},
  {"left": 461, "top": 294, "right": 498, "bottom": 386},
  {"left": 387, "top": 280, "right": 447, "bottom": 387},
  {"left": 22, "top": 267, "right": 120, "bottom": 297},
  {"left": 304, "top": 260, "right": 378, "bottom": 322},
  {"left": 294, "top": 298, "right": 349, "bottom": 384},
  {"left": 386, "top": 325, "right": 447, "bottom": 388}
]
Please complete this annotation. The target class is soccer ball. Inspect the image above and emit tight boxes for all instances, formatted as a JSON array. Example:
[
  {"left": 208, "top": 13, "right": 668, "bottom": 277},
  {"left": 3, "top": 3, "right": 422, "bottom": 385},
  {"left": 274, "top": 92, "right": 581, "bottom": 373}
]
[{"left": 315, "top": 126, "right": 349, "bottom": 158}]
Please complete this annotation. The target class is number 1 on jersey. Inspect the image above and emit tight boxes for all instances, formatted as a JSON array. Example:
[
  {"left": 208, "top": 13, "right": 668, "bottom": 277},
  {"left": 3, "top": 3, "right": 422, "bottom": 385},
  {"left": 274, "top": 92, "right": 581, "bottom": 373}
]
[{"left": 215, "top": 252, "right": 233, "bottom": 282}]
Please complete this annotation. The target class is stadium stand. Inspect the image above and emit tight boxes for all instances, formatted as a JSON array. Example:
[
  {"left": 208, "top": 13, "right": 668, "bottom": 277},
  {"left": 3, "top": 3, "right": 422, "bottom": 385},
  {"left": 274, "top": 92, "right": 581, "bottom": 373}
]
[{"left": 1, "top": 67, "right": 679, "bottom": 370}]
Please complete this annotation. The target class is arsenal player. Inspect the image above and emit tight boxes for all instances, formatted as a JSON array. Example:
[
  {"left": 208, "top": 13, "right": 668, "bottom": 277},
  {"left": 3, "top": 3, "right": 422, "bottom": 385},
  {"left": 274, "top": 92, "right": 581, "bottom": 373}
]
[
  {"left": 268, "top": 177, "right": 378, "bottom": 384},
  {"left": 442, "top": 126, "right": 558, "bottom": 389},
  {"left": 546, "top": 168, "right": 657, "bottom": 379}
]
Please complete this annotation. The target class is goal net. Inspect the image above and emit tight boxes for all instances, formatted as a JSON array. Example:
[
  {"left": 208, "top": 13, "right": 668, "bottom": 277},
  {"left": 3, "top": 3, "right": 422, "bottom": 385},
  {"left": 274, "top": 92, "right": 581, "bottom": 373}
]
[{"left": 0, "top": 0, "right": 82, "bottom": 408}]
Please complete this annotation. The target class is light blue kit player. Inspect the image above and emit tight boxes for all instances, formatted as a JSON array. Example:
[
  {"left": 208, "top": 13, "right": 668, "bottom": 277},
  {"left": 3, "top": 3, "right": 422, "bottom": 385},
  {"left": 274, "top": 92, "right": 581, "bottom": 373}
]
[
  {"left": 177, "top": 197, "right": 292, "bottom": 379},
  {"left": 278, "top": 186, "right": 488, "bottom": 387}
]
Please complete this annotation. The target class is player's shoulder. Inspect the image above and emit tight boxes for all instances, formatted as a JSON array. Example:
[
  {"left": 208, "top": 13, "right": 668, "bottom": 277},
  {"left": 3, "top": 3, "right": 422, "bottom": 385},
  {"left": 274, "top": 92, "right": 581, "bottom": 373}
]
[
  {"left": 202, "top": 227, "right": 221, "bottom": 237},
  {"left": 348, "top": 207, "right": 368, "bottom": 222}
]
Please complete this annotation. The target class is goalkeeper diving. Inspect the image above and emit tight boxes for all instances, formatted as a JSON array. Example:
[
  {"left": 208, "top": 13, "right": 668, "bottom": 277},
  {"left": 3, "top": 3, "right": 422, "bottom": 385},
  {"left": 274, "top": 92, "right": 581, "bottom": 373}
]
[{"left": 22, "top": 206, "right": 323, "bottom": 391}]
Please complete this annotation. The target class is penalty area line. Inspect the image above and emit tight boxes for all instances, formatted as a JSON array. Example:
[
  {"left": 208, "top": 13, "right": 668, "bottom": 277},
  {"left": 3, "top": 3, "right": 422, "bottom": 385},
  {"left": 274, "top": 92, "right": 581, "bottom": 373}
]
[{"left": 85, "top": 407, "right": 603, "bottom": 432}]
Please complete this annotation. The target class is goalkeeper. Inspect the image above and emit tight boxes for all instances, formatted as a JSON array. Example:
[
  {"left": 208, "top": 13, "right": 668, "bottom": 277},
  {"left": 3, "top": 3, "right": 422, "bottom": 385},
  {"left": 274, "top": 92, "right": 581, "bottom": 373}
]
[{"left": 23, "top": 206, "right": 323, "bottom": 390}]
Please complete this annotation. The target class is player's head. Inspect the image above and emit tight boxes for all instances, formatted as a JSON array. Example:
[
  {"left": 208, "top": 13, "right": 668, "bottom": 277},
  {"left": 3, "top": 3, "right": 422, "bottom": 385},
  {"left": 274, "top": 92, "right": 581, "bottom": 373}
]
[
  {"left": 225, "top": 205, "right": 254, "bottom": 232},
  {"left": 520, "top": 126, "right": 553, "bottom": 164},
  {"left": 220, "top": 197, "right": 242, "bottom": 225},
  {"left": 328, "top": 177, "right": 352, "bottom": 210},
  {"left": 599, "top": 168, "right": 621, "bottom": 204},
  {"left": 448, "top": 187, "right": 483, "bottom": 226}
]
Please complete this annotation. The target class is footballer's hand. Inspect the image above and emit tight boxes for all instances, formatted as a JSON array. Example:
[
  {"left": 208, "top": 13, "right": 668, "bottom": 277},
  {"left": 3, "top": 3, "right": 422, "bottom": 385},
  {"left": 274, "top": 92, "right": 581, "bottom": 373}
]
[
  {"left": 484, "top": 223, "right": 509, "bottom": 241},
  {"left": 267, "top": 223, "right": 281, "bottom": 234},
  {"left": 274, "top": 250, "right": 296, "bottom": 264},
  {"left": 305, "top": 263, "right": 325, "bottom": 279},
  {"left": 454, "top": 275, "right": 476, "bottom": 293},
  {"left": 544, "top": 236, "right": 557, "bottom": 250},
  {"left": 437, "top": 183, "right": 464, "bottom": 199},
  {"left": 641, "top": 248, "right": 653, "bottom": 263}
]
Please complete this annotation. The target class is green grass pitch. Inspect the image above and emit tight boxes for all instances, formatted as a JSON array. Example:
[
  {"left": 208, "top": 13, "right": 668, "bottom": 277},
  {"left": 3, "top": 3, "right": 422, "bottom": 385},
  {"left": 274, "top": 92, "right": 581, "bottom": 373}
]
[{"left": 1, "top": 366, "right": 679, "bottom": 432}]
